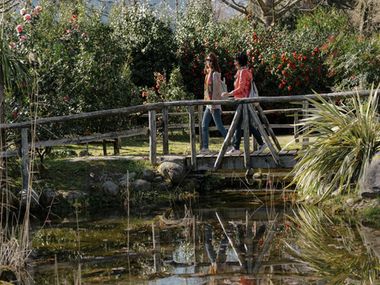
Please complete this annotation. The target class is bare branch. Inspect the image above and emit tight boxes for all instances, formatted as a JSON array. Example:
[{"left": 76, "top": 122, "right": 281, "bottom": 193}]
[
  {"left": 219, "top": 0, "right": 248, "bottom": 14},
  {"left": 231, "top": 0, "right": 247, "bottom": 10}
]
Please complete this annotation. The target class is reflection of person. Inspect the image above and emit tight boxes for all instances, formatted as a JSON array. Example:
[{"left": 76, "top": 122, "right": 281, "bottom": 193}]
[
  {"left": 221, "top": 52, "right": 267, "bottom": 155},
  {"left": 201, "top": 53, "right": 228, "bottom": 154}
]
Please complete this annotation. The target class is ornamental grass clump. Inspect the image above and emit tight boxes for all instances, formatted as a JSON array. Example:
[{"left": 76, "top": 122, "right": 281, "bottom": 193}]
[{"left": 291, "top": 87, "right": 380, "bottom": 201}]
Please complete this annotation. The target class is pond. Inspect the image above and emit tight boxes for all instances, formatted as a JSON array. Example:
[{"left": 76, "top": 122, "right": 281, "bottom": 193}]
[{"left": 30, "top": 189, "right": 380, "bottom": 284}]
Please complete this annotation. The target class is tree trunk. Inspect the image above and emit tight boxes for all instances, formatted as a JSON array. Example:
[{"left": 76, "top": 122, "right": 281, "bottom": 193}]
[{"left": 263, "top": 0, "right": 275, "bottom": 27}]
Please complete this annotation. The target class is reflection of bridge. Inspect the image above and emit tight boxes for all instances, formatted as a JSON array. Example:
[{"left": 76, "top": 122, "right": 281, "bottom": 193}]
[{"left": 0, "top": 90, "right": 370, "bottom": 191}]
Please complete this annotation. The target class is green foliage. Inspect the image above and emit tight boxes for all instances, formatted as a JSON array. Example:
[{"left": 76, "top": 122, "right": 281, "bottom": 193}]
[
  {"left": 109, "top": 3, "right": 176, "bottom": 87},
  {"left": 326, "top": 34, "right": 380, "bottom": 90},
  {"left": 290, "top": 89, "right": 380, "bottom": 200}
]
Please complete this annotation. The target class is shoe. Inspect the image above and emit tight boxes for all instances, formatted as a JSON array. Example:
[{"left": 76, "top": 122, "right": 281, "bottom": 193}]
[
  {"left": 226, "top": 146, "right": 234, "bottom": 153},
  {"left": 226, "top": 148, "right": 241, "bottom": 155},
  {"left": 257, "top": 143, "right": 267, "bottom": 153},
  {"left": 200, "top": 148, "right": 211, "bottom": 154}
]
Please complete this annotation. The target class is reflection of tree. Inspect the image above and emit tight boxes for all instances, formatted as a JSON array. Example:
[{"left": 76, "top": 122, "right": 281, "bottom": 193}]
[{"left": 286, "top": 206, "right": 380, "bottom": 284}]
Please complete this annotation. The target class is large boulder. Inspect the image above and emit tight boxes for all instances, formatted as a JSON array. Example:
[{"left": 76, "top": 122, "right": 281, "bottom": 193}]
[
  {"left": 360, "top": 153, "right": 380, "bottom": 198},
  {"left": 142, "top": 169, "right": 155, "bottom": 182},
  {"left": 157, "top": 161, "right": 185, "bottom": 184},
  {"left": 131, "top": 179, "right": 151, "bottom": 192},
  {"left": 102, "top": 180, "right": 119, "bottom": 196}
]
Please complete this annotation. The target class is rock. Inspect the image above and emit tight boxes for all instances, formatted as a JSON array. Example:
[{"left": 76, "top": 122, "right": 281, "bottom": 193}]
[
  {"left": 102, "top": 180, "right": 119, "bottom": 196},
  {"left": 131, "top": 179, "right": 151, "bottom": 192},
  {"left": 79, "top": 150, "right": 91, "bottom": 156},
  {"left": 158, "top": 161, "right": 185, "bottom": 184},
  {"left": 142, "top": 169, "right": 155, "bottom": 182},
  {"left": 60, "top": 190, "right": 87, "bottom": 203},
  {"left": 153, "top": 176, "right": 163, "bottom": 183},
  {"left": 156, "top": 181, "right": 171, "bottom": 191},
  {"left": 40, "top": 188, "right": 57, "bottom": 207},
  {"left": 360, "top": 153, "right": 380, "bottom": 198}
]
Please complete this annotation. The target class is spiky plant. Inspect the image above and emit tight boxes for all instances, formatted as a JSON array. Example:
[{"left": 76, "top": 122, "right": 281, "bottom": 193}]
[
  {"left": 285, "top": 206, "right": 380, "bottom": 284},
  {"left": 290, "top": 87, "right": 380, "bottom": 201}
]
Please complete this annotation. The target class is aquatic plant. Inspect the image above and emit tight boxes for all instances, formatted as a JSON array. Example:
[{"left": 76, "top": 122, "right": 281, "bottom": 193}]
[
  {"left": 290, "top": 87, "right": 380, "bottom": 201},
  {"left": 285, "top": 206, "right": 380, "bottom": 284}
]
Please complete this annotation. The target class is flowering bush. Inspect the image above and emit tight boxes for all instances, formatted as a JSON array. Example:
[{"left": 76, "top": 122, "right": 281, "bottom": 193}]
[{"left": 109, "top": 3, "right": 176, "bottom": 88}]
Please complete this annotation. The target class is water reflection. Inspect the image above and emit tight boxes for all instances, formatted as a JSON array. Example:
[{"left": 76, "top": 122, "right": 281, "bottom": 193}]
[
  {"left": 28, "top": 191, "right": 380, "bottom": 284},
  {"left": 286, "top": 206, "right": 380, "bottom": 285}
]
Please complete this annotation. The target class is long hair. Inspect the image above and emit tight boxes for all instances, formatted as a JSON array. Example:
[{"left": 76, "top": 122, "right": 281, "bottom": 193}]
[{"left": 204, "top": 52, "right": 221, "bottom": 73}]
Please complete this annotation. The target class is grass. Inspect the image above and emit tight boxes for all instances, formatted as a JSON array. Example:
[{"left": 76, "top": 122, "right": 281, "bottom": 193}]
[{"left": 362, "top": 203, "right": 380, "bottom": 228}]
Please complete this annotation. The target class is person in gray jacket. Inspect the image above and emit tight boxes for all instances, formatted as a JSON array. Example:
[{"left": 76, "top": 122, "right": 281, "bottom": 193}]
[{"left": 201, "top": 53, "right": 228, "bottom": 154}]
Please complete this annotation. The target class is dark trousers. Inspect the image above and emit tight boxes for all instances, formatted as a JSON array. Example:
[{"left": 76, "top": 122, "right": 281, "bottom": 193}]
[{"left": 233, "top": 112, "right": 264, "bottom": 149}]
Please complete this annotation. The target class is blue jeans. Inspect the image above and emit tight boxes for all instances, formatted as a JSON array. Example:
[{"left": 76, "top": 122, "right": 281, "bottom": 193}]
[
  {"left": 201, "top": 108, "right": 227, "bottom": 149},
  {"left": 233, "top": 111, "right": 263, "bottom": 150}
]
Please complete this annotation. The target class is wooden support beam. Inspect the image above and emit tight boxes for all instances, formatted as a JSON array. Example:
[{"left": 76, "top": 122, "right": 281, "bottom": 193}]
[
  {"left": 294, "top": 110, "right": 299, "bottom": 143},
  {"left": 302, "top": 100, "right": 309, "bottom": 148},
  {"left": 255, "top": 104, "right": 281, "bottom": 151},
  {"left": 162, "top": 107, "right": 169, "bottom": 155},
  {"left": 215, "top": 212, "right": 244, "bottom": 266},
  {"left": 149, "top": 110, "right": 157, "bottom": 165},
  {"left": 247, "top": 104, "right": 280, "bottom": 165},
  {"left": 21, "top": 128, "right": 29, "bottom": 191},
  {"left": 102, "top": 140, "right": 107, "bottom": 156},
  {"left": 243, "top": 105, "right": 250, "bottom": 169},
  {"left": 188, "top": 106, "right": 197, "bottom": 170},
  {"left": 113, "top": 138, "right": 121, "bottom": 155},
  {"left": 214, "top": 104, "right": 242, "bottom": 170},
  {"left": 197, "top": 105, "right": 203, "bottom": 147}
]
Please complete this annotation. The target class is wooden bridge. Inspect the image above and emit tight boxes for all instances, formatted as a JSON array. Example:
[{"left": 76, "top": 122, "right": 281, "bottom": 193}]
[{"left": 0, "top": 90, "right": 370, "bottom": 190}]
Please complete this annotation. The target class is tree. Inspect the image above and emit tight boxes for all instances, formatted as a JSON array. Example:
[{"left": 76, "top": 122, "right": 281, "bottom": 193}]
[{"left": 219, "top": 0, "right": 304, "bottom": 26}]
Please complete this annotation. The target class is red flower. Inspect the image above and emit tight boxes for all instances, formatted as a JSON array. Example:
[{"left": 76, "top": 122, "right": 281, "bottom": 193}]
[
  {"left": 288, "top": 85, "right": 292, "bottom": 91},
  {"left": 23, "top": 14, "right": 32, "bottom": 22},
  {"left": 16, "top": 24, "right": 23, "bottom": 34}
]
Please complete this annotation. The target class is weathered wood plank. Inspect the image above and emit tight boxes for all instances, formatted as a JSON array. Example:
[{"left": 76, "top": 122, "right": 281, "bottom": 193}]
[
  {"left": 243, "top": 105, "right": 250, "bottom": 169},
  {"left": 247, "top": 104, "right": 280, "bottom": 165},
  {"left": 255, "top": 104, "right": 281, "bottom": 151},
  {"left": 214, "top": 105, "right": 242, "bottom": 170},
  {"left": 302, "top": 100, "right": 309, "bottom": 148},
  {"left": 33, "top": 129, "right": 148, "bottom": 148},
  {"left": 162, "top": 107, "right": 169, "bottom": 155},
  {"left": 149, "top": 110, "right": 157, "bottom": 165},
  {"left": 198, "top": 105, "right": 203, "bottom": 147},
  {"left": 0, "top": 91, "right": 370, "bottom": 130},
  {"left": 188, "top": 106, "right": 197, "bottom": 170}
]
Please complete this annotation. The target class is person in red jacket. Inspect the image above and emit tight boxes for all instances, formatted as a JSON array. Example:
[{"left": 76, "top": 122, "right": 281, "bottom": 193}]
[{"left": 222, "top": 52, "right": 267, "bottom": 155}]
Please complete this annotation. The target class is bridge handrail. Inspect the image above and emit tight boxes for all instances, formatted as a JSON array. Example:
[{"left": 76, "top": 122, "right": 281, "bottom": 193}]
[{"left": 0, "top": 90, "right": 370, "bottom": 130}]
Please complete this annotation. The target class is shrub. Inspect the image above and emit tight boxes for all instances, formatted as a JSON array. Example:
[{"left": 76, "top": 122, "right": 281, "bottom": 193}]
[
  {"left": 290, "top": 89, "right": 380, "bottom": 201},
  {"left": 109, "top": 3, "right": 176, "bottom": 88}
]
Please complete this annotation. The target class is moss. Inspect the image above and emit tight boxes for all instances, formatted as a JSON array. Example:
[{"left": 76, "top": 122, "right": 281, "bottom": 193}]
[{"left": 362, "top": 203, "right": 380, "bottom": 228}]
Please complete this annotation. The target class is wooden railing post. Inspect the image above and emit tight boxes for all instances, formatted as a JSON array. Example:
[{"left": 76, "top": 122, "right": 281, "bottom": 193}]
[
  {"left": 149, "top": 110, "right": 157, "bottom": 165},
  {"left": 188, "top": 106, "right": 197, "bottom": 170},
  {"left": 21, "top": 128, "right": 30, "bottom": 191},
  {"left": 197, "top": 105, "right": 203, "bottom": 148},
  {"left": 294, "top": 110, "right": 299, "bottom": 143},
  {"left": 243, "top": 104, "right": 250, "bottom": 169},
  {"left": 162, "top": 107, "right": 169, "bottom": 155},
  {"left": 302, "top": 100, "right": 309, "bottom": 148}
]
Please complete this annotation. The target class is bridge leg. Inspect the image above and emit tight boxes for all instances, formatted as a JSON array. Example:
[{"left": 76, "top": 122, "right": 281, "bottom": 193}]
[
  {"left": 247, "top": 104, "right": 280, "bottom": 165},
  {"left": 197, "top": 105, "right": 203, "bottom": 148},
  {"left": 162, "top": 107, "right": 169, "bottom": 155},
  {"left": 302, "top": 100, "right": 309, "bottom": 149},
  {"left": 149, "top": 110, "right": 157, "bottom": 165},
  {"left": 188, "top": 106, "right": 197, "bottom": 170},
  {"left": 214, "top": 105, "right": 242, "bottom": 170},
  {"left": 243, "top": 105, "right": 250, "bottom": 169}
]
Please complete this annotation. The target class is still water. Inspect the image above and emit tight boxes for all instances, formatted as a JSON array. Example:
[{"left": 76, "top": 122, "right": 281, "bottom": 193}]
[{"left": 30, "top": 190, "right": 380, "bottom": 284}]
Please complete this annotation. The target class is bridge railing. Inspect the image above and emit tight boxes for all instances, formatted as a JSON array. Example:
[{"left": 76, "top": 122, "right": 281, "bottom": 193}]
[{"left": 0, "top": 90, "right": 371, "bottom": 189}]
